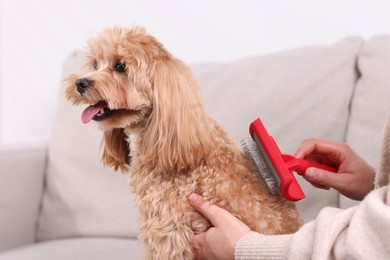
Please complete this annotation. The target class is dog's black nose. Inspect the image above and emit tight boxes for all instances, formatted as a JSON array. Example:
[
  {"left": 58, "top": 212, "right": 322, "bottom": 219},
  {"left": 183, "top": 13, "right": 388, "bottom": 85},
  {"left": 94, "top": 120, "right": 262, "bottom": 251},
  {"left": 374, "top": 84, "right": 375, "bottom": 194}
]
[{"left": 75, "top": 78, "right": 91, "bottom": 94}]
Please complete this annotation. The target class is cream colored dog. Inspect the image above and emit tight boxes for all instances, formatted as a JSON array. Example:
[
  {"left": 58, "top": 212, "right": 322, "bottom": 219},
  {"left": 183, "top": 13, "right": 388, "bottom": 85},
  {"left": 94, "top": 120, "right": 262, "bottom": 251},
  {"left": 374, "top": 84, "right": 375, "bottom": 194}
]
[{"left": 65, "top": 26, "right": 302, "bottom": 260}]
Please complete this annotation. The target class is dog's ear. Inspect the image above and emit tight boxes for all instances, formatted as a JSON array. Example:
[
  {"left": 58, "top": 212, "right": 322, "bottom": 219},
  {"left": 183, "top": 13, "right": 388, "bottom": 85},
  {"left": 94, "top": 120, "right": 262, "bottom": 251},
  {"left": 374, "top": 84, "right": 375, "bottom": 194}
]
[
  {"left": 101, "top": 128, "right": 130, "bottom": 172},
  {"left": 143, "top": 57, "right": 213, "bottom": 172}
]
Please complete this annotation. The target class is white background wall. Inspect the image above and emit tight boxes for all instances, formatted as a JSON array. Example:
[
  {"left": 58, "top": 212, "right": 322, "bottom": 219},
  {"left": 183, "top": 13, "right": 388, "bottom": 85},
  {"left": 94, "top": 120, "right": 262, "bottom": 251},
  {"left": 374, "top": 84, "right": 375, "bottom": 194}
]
[{"left": 1, "top": 0, "right": 390, "bottom": 147}]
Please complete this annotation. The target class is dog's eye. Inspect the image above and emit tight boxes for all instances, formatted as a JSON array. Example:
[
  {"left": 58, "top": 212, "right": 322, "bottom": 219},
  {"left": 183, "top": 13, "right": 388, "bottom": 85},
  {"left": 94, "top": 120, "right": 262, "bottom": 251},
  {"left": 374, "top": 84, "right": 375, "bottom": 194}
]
[
  {"left": 92, "top": 62, "right": 98, "bottom": 70},
  {"left": 115, "top": 62, "right": 126, "bottom": 73}
]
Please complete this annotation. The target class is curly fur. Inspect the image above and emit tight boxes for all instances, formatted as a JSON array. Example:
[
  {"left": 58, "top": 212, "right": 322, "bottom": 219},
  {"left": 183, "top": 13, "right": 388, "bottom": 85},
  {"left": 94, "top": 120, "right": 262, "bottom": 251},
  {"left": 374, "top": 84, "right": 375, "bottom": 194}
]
[{"left": 65, "top": 26, "right": 302, "bottom": 260}]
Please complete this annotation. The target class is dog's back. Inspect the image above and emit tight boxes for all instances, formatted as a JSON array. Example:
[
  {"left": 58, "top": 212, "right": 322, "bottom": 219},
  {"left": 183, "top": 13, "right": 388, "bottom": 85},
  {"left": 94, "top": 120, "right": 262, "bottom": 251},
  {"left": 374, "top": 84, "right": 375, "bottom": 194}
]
[{"left": 130, "top": 118, "right": 302, "bottom": 259}]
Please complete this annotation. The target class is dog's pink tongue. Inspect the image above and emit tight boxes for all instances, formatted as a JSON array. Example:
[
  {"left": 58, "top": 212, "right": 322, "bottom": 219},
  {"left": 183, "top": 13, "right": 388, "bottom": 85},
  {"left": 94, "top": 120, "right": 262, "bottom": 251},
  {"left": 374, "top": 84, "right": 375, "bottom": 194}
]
[{"left": 81, "top": 103, "right": 105, "bottom": 124}]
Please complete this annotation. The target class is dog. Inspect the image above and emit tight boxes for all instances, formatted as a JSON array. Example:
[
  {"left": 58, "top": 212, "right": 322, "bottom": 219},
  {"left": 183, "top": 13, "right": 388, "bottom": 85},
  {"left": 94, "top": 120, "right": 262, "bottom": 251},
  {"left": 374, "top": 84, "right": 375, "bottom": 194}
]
[{"left": 65, "top": 26, "right": 302, "bottom": 259}]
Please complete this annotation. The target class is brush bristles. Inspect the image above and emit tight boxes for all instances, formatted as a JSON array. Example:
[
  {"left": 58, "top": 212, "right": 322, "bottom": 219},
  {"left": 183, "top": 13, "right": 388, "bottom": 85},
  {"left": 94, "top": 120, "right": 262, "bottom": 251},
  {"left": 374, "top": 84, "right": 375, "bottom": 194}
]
[{"left": 240, "top": 137, "right": 279, "bottom": 195}]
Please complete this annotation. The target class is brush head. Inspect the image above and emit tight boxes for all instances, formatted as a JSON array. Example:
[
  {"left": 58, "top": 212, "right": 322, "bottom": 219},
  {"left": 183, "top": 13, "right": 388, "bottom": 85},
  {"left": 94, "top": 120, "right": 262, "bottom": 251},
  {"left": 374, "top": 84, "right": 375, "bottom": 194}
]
[
  {"left": 241, "top": 137, "right": 280, "bottom": 195},
  {"left": 247, "top": 118, "right": 305, "bottom": 201}
]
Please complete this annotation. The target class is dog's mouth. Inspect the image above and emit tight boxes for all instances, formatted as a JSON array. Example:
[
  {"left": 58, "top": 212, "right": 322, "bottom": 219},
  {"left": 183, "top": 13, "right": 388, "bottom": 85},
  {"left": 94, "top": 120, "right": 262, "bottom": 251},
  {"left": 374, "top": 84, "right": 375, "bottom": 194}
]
[{"left": 81, "top": 101, "right": 114, "bottom": 124}]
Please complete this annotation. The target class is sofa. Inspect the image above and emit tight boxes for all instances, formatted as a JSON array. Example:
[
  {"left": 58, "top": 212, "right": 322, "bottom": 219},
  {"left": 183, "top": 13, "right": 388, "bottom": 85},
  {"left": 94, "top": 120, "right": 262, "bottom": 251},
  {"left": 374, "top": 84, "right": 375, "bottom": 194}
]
[{"left": 1, "top": 34, "right": 390, "bottom": 259}]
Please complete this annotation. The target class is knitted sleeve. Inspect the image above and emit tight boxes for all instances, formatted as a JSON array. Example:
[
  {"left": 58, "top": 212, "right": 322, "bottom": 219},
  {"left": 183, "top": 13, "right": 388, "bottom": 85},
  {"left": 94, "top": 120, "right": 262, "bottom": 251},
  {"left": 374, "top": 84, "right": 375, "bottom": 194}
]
[
  {"left": 235, "top": 186, "right": 390, "bottom": 259},
  {"left": 235, "top": 232, "right": 292, "bottom": 259},
  {"left": 376, "top": 112, "right": 390, "bottom": 188}
]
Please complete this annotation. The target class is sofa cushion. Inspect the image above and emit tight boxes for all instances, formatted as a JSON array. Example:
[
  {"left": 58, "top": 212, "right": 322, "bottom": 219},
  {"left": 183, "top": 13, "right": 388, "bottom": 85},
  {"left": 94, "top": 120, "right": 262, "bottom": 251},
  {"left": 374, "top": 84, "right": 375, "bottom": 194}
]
[
  {"left": 37, "top": 35, "right": 364, "bottom": 241},
  {"left": 37, "top": 52, "right": 139, "bottom": 241},
  {"left": 343, "top": 35, "right": 390, "bottom": 208},
  {"left": 0, "top": 238, "right": 142, "bottom": 260}
]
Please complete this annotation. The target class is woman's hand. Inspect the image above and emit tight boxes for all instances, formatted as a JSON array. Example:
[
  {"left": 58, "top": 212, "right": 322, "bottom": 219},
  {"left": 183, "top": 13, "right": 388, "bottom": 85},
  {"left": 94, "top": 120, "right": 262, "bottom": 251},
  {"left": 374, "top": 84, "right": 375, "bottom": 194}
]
[
  {"left": 295, "top": 138, "right": 376, "bottom": 200},
  {"left": 188, "top": 193, "right": 251, "bottom": 260}
]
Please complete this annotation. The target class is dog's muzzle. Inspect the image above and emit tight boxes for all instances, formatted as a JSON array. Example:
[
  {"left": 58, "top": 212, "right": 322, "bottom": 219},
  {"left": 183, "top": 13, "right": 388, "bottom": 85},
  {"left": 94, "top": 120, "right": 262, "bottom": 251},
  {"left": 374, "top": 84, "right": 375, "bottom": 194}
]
[{"left": 75, "top": 78, "right": 91, "bottom": 94}]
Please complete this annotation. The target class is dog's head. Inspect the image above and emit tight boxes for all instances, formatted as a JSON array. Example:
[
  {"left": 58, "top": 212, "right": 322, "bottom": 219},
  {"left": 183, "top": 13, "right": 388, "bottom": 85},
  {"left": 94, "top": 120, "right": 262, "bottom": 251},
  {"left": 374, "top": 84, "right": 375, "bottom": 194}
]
[
  {"left": 65, "top": 27, "right": 160, "bottom": 130},
  {"left": 65, "top": 27, "right": 213, "bottom": 173}
]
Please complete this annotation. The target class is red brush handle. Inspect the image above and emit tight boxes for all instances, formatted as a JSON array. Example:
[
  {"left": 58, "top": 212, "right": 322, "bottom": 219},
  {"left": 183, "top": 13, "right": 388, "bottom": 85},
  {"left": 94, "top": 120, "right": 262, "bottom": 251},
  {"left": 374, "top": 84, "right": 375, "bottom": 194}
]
[{"left": 281, "top": 154, "right": 337, "bottom": 175}]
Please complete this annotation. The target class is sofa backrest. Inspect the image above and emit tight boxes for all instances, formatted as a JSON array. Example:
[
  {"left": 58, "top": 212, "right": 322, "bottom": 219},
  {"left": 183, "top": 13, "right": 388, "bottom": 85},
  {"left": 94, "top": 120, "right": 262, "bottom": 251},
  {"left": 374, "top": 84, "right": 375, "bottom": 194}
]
[{"left": 343, "top": 35, "right": 390, "bottom": 208}]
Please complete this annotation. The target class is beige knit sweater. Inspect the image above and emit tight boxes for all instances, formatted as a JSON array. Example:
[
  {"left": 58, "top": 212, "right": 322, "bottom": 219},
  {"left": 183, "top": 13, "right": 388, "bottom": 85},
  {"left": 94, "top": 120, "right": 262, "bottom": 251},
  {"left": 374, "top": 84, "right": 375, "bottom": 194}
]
[{"left": 235, "top": 113, "right": 390, "bottom": 259}]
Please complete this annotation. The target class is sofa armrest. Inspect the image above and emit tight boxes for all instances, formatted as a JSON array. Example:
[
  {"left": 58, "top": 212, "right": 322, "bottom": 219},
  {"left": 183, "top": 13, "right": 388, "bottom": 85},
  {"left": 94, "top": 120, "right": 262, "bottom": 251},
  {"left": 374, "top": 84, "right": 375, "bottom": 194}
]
[{"left": 0, "top": 146, "right": 47, "bottom": 252}]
